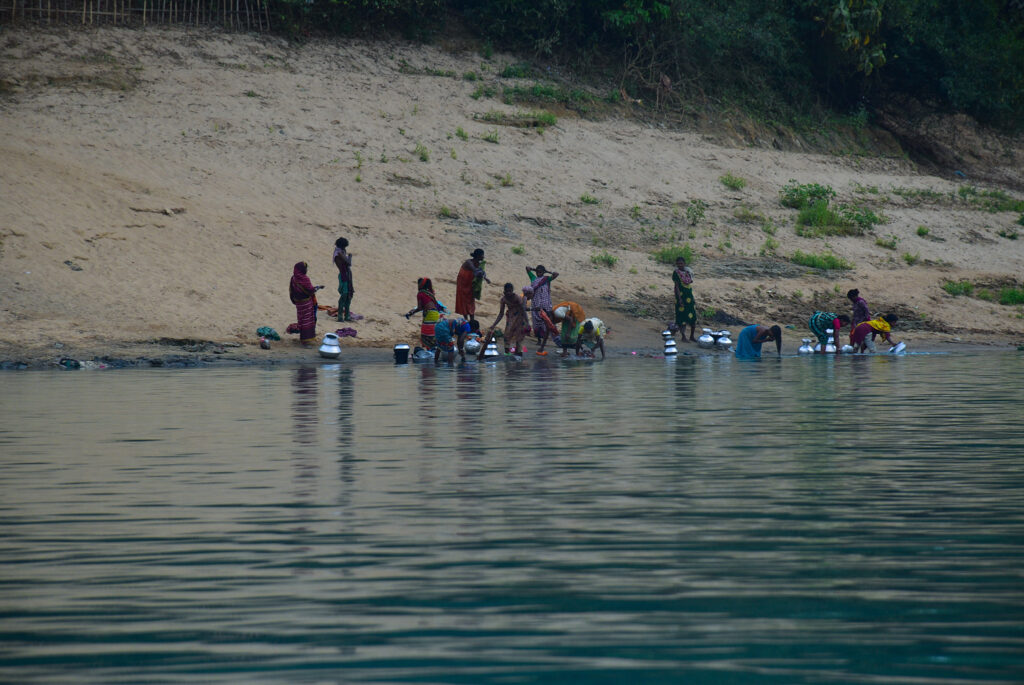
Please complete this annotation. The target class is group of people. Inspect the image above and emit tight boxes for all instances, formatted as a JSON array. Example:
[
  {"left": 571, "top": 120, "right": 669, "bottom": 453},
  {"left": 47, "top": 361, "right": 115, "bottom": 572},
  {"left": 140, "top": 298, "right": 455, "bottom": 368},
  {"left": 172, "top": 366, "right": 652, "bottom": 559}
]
[
  {"left": 734, "top": 288, "right": 902, "bottom": 359},
  {"left": 405, "top": 249, "right": 607, "bottom": 361},
  {"left": 287, "top": 241, "right": 900, "bottom": 362}
]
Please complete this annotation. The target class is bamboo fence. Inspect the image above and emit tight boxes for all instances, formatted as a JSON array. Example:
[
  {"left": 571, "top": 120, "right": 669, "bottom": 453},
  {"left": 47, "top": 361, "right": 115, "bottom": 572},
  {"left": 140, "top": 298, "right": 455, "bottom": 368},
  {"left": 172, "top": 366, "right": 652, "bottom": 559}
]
[{"left": 0, "top": 0, "right": 272, "bottom": 31}]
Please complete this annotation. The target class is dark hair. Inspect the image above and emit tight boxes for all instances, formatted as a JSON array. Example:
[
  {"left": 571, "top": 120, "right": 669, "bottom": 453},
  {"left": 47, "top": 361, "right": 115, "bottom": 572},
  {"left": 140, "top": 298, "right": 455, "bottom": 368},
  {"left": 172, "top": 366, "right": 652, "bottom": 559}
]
[
  {"left": 418, "top": 277, "right": 433, "bottom": 292},
  {"left": 583, "top": 321, "right": 594, "bottom": 331},
  {"left": 883, "top": 313, "right": 899, "bottom": 325},
  {"left": 468, "top": 319, "right": 481, "bottom": 333},
  {"left": 535, "top": 264, "right": 547, "bottom": 274},
  {"left": 837, "top": 314, "right": 851, "bottom": 324},
  {"left": 503, "top": 282, "right": 514, "bottom": 292},
  {"left": 770, "top": 325, "right": 782, "bottom": 354},
  {"left": 472, "top": 248, "right": 485, "bottom": 259},
  {"left": 335, "top": 237, "right": 349, "bottom": 249},
  {"left": 847, "top": 288, "right": 859, "bottom": 299}
]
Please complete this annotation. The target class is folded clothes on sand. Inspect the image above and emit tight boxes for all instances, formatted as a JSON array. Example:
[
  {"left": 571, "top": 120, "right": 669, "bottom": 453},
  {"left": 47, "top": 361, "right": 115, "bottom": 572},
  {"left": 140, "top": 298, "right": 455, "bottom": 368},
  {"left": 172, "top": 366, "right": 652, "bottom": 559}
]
[
  {"left": 256, "top": 326, "right": 281, "bottom": 341},
  {"left": 335, "top": 328, "right": 358, "bottom": 338}
]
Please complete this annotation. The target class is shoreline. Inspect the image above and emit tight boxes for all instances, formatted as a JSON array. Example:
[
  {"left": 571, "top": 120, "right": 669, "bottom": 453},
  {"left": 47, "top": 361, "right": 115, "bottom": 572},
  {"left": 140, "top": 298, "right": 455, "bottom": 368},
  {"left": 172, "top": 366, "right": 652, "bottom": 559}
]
[{"left": 2, "top": 333, "right": 1020, "bottom": 371}]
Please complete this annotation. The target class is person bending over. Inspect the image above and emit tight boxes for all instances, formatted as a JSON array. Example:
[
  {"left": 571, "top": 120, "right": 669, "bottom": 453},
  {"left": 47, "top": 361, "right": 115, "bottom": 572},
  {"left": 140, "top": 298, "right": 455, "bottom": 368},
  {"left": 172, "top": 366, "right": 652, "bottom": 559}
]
[{"left": 575, "top": 318, "right": 606, "bottom": 360}]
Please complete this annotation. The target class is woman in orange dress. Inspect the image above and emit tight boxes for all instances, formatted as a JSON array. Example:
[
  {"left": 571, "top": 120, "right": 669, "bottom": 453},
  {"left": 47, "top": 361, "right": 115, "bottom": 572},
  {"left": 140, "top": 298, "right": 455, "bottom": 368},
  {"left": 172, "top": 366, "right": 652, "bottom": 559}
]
[{"left": 455, "top": 248, "right": 490, "bottom": 321}]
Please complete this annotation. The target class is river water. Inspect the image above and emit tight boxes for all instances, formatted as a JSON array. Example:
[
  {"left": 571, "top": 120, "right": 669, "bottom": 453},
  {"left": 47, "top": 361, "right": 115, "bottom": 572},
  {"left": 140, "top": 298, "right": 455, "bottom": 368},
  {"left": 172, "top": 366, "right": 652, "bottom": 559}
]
[{"left": 1, "top": 352, "right": 1022, "bottom": 684}]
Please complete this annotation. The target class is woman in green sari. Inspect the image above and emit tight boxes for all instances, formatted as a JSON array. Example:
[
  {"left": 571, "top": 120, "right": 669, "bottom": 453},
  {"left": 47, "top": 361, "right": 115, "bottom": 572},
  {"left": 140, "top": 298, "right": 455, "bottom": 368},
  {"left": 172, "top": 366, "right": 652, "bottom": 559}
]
[{"left": 672, "top": 256, "right": 697, "bottom": 342}]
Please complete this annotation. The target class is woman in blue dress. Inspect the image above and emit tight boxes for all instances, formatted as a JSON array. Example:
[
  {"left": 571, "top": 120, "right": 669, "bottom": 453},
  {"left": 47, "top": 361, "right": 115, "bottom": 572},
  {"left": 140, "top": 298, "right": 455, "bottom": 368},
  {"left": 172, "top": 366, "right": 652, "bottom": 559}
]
[{"left": 735, "top": 324, "right": 782, "bottom": 359}]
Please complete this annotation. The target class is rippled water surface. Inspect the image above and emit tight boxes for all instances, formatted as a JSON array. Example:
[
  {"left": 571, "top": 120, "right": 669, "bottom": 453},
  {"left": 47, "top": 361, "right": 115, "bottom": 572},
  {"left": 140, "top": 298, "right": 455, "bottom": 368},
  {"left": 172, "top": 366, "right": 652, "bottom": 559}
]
[{"left": 2, "top": 353, "right": 1023, "bottom": 684}]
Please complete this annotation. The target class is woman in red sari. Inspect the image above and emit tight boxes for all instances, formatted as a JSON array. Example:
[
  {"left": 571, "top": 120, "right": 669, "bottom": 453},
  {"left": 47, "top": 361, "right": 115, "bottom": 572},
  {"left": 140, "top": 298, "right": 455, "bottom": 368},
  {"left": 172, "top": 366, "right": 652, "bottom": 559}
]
[
  {"left": 455, "top": 248, "right": 490, "bottom": 321},
  {"left": 289, "top": 261, "right": 322, "bottom": 346}
]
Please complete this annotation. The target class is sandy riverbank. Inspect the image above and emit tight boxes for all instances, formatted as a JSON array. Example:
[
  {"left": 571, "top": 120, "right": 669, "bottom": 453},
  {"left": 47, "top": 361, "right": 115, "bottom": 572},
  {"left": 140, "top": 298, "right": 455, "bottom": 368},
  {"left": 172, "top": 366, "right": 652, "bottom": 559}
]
[{"left": 2, "top": 26, "right": 1023, "bottom": 369}]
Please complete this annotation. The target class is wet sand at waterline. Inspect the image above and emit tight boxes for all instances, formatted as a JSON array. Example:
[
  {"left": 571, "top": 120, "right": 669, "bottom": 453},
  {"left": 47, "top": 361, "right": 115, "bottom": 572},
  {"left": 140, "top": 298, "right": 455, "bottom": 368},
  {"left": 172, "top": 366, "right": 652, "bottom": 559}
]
[{"left": 2, "top": 26, "right": 1023, "bottom": 367}]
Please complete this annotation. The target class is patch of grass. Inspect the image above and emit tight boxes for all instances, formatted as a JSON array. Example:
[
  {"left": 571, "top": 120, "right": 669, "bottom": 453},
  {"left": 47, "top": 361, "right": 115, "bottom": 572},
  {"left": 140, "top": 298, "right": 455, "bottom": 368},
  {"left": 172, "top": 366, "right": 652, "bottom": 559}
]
[
  {"left": 502, "top": 83, "right": 596, "bottom": 111},
  {"left": 354, "top": 151, "right": 363, "bottom": 168},
  {"left": 1018, "top": 214, "right": 1024, "bottom": 226},
  {"left": 355, "top": 173, "right": 361, "bottom": 183},
  {"left": 999, "top": 287, "right": 1024, "bottom": 305},
  {"left": 630, "top": 205, "right": 642, "bottom": 221},
  {"left": 651, "top": 244, "right": 695, "bottom": 265},
  {"left": 462, "top": 71, "right": 478, "bottom": 82},
  {"left": 916, "top": 225, "right": 930, "bottom": 237},
  {"left": 481, "top": 41, "right": 493, "bottom": 60},
  {"left": 839, "top": 204, "right": 886, "bottom": 230},
  {"left": 854, "top": 183, "right": 879, "bottom": 194},
  {"left": 628, "top": 266, "right": 638, "bottom": 274},
  {"left": 733, "top": 205, "right": 763, "bottom": 223},
  {"left": 686, "top": 199, "right": 707, "bottom": 226},
  {"left": 795, "top": 200, "right": 860, "bottom": 236},
  {"left": 414, "top": 142, "right": 429, "bottom": 162},
  {"left": 997, "top": 228, "right": 1019, "bottom": 240},
  {"left": 481, "top": 129, "right": 500, "bottom": 144},
  {"left": 902, "top": 252, "right": 920, "bottom": 265},
  {"left": 958, "top": 185, "right": 1024, "bottom": 213},
  {"left": 591, "top": 251, "right": 618, "bottom": 268},
  {"left": 760, "top": 237, "right": 779, "bottom": 255},
  {"left": 875, "top": 236, "right": 898, "bottom": 250},
  {"left": 499, "top": 173, "right": 513, "bottom": 187},
  {"left": 470, "top": 84, "right": 496, "bottom": 100},
  {"left": 511, "top": 245, "right": 525, "bottom": 255},
  {"left": 977, "top": 289, "right": 994, "bottom": 301},
  {"left": 244, "top": 89, "right": 259, "bottom": 97},
  {"left": 761, "top": 220, "right": 777, "bottom": 235},
  {"left": 438, "top": 205, "right": 453, "bottom": 219},
  {"left": 719, "top": 173, "right": 746, "bottom": 191},
  {"left": 455, "top": 126, "right": 468, "bottom": 141},
  {"left": 780, "top": 180, "right": 836, "bottom": 209},
  {"left": 892, "top": 186, "right": 945, "bottom": 203},
  {"left": 700, "top": 307, "right": 717, "bottom": 319},
  {"left": 790, "top": 250, "right": 853, "bottom": 270},
  {"left": 500, "top": 63, "right": 533, "bottom": 78},
  {"left": 580, "top": 192, "right": 599, "bottom": 205}
]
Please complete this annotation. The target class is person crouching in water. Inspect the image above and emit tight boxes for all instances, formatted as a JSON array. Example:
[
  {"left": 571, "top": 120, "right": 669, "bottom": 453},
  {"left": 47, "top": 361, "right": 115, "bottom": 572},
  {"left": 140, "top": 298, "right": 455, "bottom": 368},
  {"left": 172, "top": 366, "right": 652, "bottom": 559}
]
[
  {"left": 433, "top": 317, "right": 479, "bottom": 364},
  {"left": 552, "top": 301, "right": 585, "bottom": 357},
  {"left": 809, "top": 310, "right": 851, "bottom": 353},
  {"left": 488, "top": 283, "right": 529, "bottom": 356},
  {"left": 575, "top": 318, "right": 606, "bottom": 360},
  {"left": 850, "top": 314, "right": 900, "bottom": 353},
  {"left": 735, "top": 324, "right": 782, "bottom": 359}
]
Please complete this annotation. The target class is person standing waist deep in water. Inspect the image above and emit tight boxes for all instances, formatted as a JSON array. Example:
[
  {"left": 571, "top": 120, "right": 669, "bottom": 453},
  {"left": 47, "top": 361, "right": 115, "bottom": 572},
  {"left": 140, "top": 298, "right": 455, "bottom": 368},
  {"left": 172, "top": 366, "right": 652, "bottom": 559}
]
[{"left": 334, "top": 237, "right": 353, "bottom": 322}]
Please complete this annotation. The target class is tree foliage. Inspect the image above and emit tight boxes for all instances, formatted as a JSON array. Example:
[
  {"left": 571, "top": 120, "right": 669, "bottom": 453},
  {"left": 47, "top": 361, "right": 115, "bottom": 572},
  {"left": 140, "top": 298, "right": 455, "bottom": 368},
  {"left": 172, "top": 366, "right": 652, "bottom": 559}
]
[{"left": 266, "top": 0, "right": 1024, "bottom": 130}]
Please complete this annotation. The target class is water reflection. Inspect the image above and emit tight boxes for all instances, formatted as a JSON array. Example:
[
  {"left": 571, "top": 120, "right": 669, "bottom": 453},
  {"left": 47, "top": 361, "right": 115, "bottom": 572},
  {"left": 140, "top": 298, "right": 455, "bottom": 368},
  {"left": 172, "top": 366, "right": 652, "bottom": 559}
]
[{"left": 0, "top": 354, "right": 1022, "bottom": 684}]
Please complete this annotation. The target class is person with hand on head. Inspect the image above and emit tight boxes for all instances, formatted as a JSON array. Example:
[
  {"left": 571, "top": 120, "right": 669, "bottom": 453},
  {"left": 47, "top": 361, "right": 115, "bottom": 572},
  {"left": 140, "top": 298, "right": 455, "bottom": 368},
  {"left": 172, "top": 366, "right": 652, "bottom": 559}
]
[
  {"left": 456, "top": 248, "right": 490, "bottom": 321},
  {"left": 735, "top": 324, "right": 782, "bottom": 359}
]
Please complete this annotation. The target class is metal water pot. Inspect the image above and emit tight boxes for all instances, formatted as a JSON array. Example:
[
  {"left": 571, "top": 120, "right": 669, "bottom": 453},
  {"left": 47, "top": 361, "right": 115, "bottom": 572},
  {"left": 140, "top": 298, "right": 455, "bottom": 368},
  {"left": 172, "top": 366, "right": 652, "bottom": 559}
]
[
  {"left": 464, "top": 336, "right": 482, "bottom": 355},
  {"left": 697, "top": 328, "right": 715, "bottom": 349},
  {"left": 482, "top": 341, "right": 501, "bottom": 360},
  {"left": 714, "top": 330, "right": 732, "bottom": 350},
  {"left": 663, "top": 336, "right": 678, "bottom": 356},
  {"left": 319, "top": 333, "right": 341, "bottom": 359},
  {"left": 841, "top": 344, "right": 855, "bottom": 353},
  {"left": 889, "top": 341, "right": 907, "bottom": 355},
  {"left": 824, "top": 329, "right": 836, "bottom": 354},
  {"left": 798, "top": 338, "right": 815, "bottom": 354},
  {"left": 393, "top": 343, "right": 410, "bottom": 364}
]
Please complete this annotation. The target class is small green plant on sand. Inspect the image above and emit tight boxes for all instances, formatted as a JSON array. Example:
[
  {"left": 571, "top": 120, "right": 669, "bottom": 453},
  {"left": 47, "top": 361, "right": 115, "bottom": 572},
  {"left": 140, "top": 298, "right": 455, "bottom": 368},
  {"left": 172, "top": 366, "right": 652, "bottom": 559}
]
[
  {"left": 482, "top": 129, "right": 500, "bottom": 144},
  {"left": 902, "top": 252, "right": 920, "bottom": 266},
  {"left": 414, "top": 142, "right": 429, "bottom": 162},
  {"left": 998, "top": 228, "right": 1019, "bottom": 240},
  {"left": 455, "top": 127, "right": 468, "bottom": 141},
  {"left": 790, "top": 250, "right": 853, "bottom": 270},
  {"left": 942, "top": 280, "right": 974, "bottom": 296},
  {"left": 500, "top": 173, "right": 513, "bottom": 187},
  {"left": 439, "top": 205, "right": 453, "bottom": 218},
  {"left": 651, "top": 244, "right": 694, "bottom": 265},
  {"left": 511, "top": 245, "right": 525, "bottom": 255},
  {"left": 630, "top": 205, "right": 642, "bottom": 221},
  {"left": 761, "top": 220, "right": 777, "bottom": 235},
  {"left": 591, "top": 251, "right": 618, "bottom": 268},
  {"left": 780, "top": 180, "right": 836, "bottom": 209},
  {"left": 720, "top": 173, "right": 746, "bottom": 191},
  {"left": 686, "top": 199, "right": 707, "bottom": 226},
  {"left": 916, "top": 225, "right": 930, "bottom": 237},
  {"left": 875, "top": 236, "right": 898, "bottom": 250},
  {"left": 354, "top": 151, "right": 364, "bottom": 168},
  {"left": 580, "top": 192, "right": 599, "bottom": 205}
]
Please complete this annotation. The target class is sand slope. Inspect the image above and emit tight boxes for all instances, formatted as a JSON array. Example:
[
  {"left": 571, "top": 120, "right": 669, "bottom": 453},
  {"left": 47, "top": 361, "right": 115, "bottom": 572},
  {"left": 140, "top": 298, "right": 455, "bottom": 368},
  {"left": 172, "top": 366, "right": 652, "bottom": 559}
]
[{"left": 2, "top": 26, "right": 1023, "bottom": 361}]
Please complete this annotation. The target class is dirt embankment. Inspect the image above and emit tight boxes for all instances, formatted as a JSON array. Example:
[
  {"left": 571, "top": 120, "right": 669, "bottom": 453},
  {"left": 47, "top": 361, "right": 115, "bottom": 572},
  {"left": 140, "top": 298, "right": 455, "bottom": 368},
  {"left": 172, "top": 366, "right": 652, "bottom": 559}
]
[{"left": 1, "top": 26, "right": 1023, "bottom": 366}]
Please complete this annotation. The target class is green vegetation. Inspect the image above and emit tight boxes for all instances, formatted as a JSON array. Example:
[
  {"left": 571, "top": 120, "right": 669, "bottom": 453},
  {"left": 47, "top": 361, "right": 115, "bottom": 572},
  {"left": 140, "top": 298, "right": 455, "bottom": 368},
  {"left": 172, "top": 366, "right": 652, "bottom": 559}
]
[
  {"left": 244, "top": 89, "right": 259, "bottom": 98},
  {"left": 455, "top": 126, "right": 468, "bottom": 140},
  {"left": 273, "top": 2, "right": 1024, "bottom": 131},
  {"left": 875, "top": 236, "right": 898, "bottom": 250},
  {"left": 354, "top": 150, "right": 363, "bottom": 168},
  {"left": 999, "top": 287, "right": 1024, "bottom": 305},
  {"left": 685, "top": 199, "right": 706, "bottom": 226},
  {"left": 499, "top": 172, "right": 513, "bottom": 187},
  {"left": 462, "top": 70, "right": 478, "bottom": 81},
  {"left": 630, "top": 205, "right": 642, "bottom": 221},
  {"left": 916, "top": 225, "right": 930, "bottom": 237},
  {"left": 500, "top": 62, "right": 533, "bottom": 78},
  {"left": 958, "top": 185, "right": 1024, "bottom": 213},
  {"left": 733, "top": 205, "right": 763, "bottom": 223},
  {"left": 719, "top": 173, "right": 746, "bottom": 191},
  {"left": 892, "top": 186, "right": 945, "bottom": 203},
  {"left": 591, "top": 251, "right": 618, "bottom": 268},
  {"left": 511, "top": 244, "right": 525, "bottom": 255},
  {"left": 977, "top": 289, "right": 994, "bottom": 301},
  {"left": 790, "top": 250, "right": 853, "bottom": 270},
  {"left": 942, "top": 280, "right": 974, "bottom": 296},
  {"left": 651, "top": 244, "right": 695, "bottom": 265},
  {"left": 902, "top": 252, "right": 920, "bottom": 265},
  {"left": 439, "top": 205, "right": 453, "bottom": 218},
  {"left": 501, "top": 83, "right": 596, "bottom": 112},
  {"left": 1018, "top": 214, "right": 1024, "bottom": 226},
  {"left": 795, "top": 200, "right": 858, "bottom": 236},
  {"left": 780, "top": 181, "right": 836, "bottom": 209},
  {"left": 760, "top": 237, "right": 779, "bottom": 255},
  {"left": 481, "top": 129, "right": 500, "bottom": 143},
  {"left": 580, "top": 192, "right": 599, "bottom": 205},
  {"left": 761, "top": 220, "right": 777, "bottom": 235},
  {"left": 470, "top": 84, "right": 497, "bottom": 100},
  {"left": 414, "top": 141, "right": 429, "bottom": 162},
  {"left": 997, "top": 228, "right": 1019, "bottom": 240}
]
